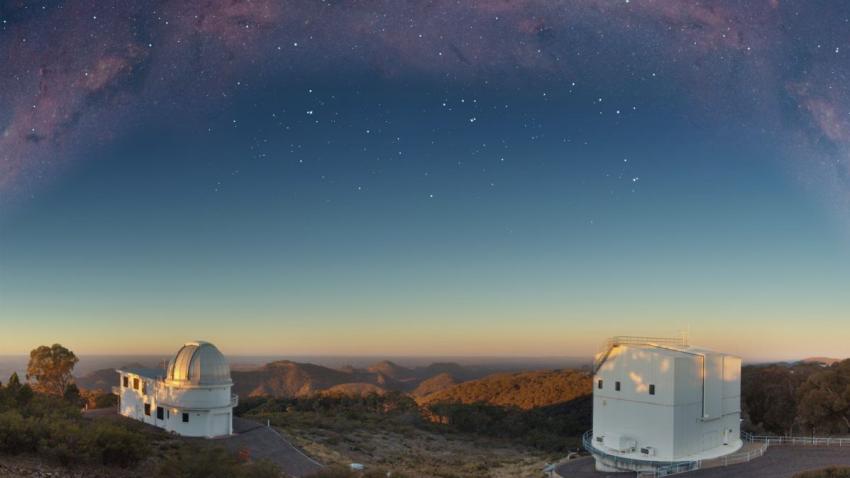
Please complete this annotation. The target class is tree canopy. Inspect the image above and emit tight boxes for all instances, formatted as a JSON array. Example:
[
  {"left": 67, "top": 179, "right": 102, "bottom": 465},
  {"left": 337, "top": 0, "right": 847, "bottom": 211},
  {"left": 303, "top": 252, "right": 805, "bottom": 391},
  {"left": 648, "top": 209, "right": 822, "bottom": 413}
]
[{"left": 27, "top": 344, "right": 79, "bottom": 396}]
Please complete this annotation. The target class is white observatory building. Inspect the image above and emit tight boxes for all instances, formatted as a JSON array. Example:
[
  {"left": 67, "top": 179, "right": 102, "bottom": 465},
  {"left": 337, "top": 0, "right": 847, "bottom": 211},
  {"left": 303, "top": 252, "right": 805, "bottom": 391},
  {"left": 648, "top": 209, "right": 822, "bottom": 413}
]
[
  {"left": 587, "top": 336, "right": 742, "bottom": 473},
  {"left": 114, "top": 341, "right": 238, "bottom": 438}
]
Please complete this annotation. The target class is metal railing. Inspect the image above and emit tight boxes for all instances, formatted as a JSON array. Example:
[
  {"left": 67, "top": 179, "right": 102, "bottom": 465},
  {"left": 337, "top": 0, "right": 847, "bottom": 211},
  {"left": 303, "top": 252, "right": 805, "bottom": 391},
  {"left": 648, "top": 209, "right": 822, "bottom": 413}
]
[
  {"left": 742, "top": 431, "right": 850, "bottom": 447},
  {"left": 594, "top": 335, "right": 689, "bottom": 373},
  {"left": 582, "top": 431, "right": 700, "bottom": 475},
  {"left": 698, "top": 442, "right": 768, "bottom": 468}
]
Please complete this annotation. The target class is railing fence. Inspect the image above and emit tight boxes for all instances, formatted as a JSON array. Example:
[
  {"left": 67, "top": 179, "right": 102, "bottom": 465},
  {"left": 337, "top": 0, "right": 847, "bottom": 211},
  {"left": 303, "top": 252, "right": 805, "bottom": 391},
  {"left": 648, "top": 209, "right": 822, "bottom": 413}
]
[{"left": 588, "top": 430, "right": 850, "bottom": 478}]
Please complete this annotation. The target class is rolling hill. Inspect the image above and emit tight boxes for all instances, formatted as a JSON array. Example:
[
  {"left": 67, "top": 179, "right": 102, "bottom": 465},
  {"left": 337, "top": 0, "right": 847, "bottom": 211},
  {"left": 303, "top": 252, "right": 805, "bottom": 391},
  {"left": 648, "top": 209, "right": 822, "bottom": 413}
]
[
  {"left": 418, "top": 369, "right": 592, "bottom": 410},
  {"left": 411, "top": 373, "right": 458, "bottom": 398}
]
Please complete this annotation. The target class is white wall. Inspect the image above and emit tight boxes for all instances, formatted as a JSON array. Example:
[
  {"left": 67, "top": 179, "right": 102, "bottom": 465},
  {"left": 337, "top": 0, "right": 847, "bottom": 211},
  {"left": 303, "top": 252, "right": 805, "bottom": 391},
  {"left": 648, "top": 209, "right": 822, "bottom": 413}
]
[
  {"left": 593, "top": 346, "right": 677, "bottom": 460},
  {"left": 593, "top": 345, "right": 742, "bottom": 463},
  {"left": 117, "top": 371, "right": 232, "bottom": 438}
]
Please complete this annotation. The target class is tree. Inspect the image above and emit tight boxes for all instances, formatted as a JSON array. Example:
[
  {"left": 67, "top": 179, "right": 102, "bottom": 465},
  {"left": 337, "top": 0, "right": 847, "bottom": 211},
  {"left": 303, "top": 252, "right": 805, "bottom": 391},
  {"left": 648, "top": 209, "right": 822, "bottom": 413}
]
[
  {"left": 27, "top": 344, "right": 79, "bottom": 396},
  {"left": 16, "top": 384, "right": 34, "bottom": 406},
  {"left": 6, "top": 372, "right": 21, "bottom": 392},
  {"left": 797, "top": 360, "right": 850, "bottom": 434},
  {"left": 63, "top": 383, "right": 83, "bottom": 407}
]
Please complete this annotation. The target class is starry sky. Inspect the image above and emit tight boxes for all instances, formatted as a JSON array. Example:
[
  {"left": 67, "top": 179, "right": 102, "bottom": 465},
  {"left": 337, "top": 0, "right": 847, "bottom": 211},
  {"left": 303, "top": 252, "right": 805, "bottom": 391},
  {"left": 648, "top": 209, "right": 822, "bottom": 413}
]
[{"left": 1, "top": 0, "right": 850, "bottom": 360}]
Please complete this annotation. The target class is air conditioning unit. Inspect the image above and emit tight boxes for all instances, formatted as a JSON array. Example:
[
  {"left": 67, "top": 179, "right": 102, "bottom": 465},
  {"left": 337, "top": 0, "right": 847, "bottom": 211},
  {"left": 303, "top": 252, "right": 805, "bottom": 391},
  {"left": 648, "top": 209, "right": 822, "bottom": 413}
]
[
  {"left": 641, "top": 446, "right": 656, "bottom": 457},
  {"left": 604, "top": 434, "right": 637, "bottom": 453}
]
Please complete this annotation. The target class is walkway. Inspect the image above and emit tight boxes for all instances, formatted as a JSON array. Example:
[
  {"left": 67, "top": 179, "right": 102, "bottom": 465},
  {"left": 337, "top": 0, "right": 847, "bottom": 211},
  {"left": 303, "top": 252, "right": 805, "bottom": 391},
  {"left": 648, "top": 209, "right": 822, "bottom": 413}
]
[
  {"left": 221, "top": 417, "right": 324, "bottom": 477},
  {"left": 687, "top": 446, "right": 850, "bottom": 478}
]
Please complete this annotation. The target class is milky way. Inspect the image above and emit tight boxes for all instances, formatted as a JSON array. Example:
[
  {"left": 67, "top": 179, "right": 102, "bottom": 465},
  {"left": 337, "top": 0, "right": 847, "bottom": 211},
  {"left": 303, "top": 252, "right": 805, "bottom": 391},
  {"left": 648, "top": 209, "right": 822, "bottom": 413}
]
[{"left": 2, "top": 0, "right": 850, "bottom": 220}]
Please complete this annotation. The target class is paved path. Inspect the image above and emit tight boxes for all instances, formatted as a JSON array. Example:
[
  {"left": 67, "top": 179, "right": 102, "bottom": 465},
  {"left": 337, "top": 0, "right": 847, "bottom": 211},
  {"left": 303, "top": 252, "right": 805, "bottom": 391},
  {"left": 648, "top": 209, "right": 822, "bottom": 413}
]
[
  {"left": 555, "top": 447, "right": 850, "bottom": 478},
  {"left": 687, "top": 446, "right": 850, "bottom": 478},
  {"left": 221, "top": 417, "right": 324, "bottom": 478},
  {"left": 554, "top": 457, "right": 627, "bottom": 478}
]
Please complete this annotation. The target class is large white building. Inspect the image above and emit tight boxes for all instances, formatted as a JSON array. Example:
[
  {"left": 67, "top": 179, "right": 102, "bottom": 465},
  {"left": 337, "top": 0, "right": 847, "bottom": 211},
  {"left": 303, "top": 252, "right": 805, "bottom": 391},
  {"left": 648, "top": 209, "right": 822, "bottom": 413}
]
[
  {"left": 115, "top": 341, "right": 238, "bottom": 438},
  {"left": 588, "top": 336, "right": 742, "bottom": 473}
]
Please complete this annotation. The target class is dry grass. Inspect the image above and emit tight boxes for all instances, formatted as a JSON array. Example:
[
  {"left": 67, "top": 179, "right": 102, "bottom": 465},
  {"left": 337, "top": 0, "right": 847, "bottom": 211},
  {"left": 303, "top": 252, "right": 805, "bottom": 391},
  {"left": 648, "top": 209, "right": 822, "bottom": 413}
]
[{"left": 276, "top": 413, "right": 555, "bottom": 478}]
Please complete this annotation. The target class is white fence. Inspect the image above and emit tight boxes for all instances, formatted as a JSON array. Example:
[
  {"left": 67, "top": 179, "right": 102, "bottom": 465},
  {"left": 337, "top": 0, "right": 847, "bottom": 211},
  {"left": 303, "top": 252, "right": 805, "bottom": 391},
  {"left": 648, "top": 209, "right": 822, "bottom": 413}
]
[
  {"left": 589, "top": 430, "right": 850, "bottom": 478},
  {"left": 743, "top": 432, "right": 850, "bottom": 447}
]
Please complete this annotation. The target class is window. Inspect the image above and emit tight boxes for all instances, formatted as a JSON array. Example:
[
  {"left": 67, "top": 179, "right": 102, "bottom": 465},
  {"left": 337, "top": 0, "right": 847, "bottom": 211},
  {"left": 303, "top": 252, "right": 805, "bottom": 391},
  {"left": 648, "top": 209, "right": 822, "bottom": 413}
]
[
  {"left": 649, "top": 384, "right": 656, "bottom": 395},
  {"left": 157, "top": 407, "right": 164, "bottom": 420},
  {"left": 144, "top": 403, "right": 151, "bottom": 416},
  {"left": 133, "top": 378, "right": 139, "bottom": 390},
  {"left": 182, "top": 413, "right": 189, "bottom": 423},
  {"left": 142, "top": 381, "right": 147, "bottom": 394},
  {"left": 597, "top": 379, "right": 603, "bottom": 389},
  {"left": 122, "top": 376, "right": 128, "bottom": 388},
  {"left": 615, "top": 381, "right": 621, "bottom": 391}
]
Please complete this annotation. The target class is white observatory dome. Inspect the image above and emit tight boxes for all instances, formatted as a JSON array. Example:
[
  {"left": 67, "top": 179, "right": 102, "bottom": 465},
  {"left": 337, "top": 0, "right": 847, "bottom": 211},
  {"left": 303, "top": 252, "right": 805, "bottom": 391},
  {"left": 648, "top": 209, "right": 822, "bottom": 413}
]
[{"left": 166, "top": 341, "right": 231, "bottom": 386}]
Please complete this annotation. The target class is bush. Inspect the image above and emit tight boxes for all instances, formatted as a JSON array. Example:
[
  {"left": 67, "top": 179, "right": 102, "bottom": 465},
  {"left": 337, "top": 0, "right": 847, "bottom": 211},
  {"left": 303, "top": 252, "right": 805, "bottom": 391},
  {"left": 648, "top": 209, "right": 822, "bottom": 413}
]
[
  {"left": 0, "top": 410, "right": 45, "bottom": 454},
  {"left": 156, "top": 444, "right": 281, "bottom": 478},
  {"left": 795, "top": 467, "right": 850, "bottom": 478},
  {"left": 93, "top": 391, "right": 119, "bottom": 409},
  {"left": 307, "top": 466, "right": 408, "bottom": 478},
  {"left": 87, "top": 421, "right": 149, "bottom": 467},
  {"left": 0, "top": 404, "right": 147, "bottom": 468}
]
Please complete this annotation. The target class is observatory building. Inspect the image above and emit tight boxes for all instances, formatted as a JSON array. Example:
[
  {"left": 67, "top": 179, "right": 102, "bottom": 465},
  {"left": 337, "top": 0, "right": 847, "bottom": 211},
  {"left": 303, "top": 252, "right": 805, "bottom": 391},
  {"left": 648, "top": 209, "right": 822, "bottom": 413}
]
[
  {"left": 587, "top": 336, "right": 742, "bottom": 473},
  {"left": 114, "top": 341, "right": 238, "bottom": 438}
]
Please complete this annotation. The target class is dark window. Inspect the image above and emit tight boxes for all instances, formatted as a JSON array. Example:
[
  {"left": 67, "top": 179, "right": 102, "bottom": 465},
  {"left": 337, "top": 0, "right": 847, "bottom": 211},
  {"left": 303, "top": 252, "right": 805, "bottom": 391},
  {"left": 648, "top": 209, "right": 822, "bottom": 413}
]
[
  {"left": 122, "top": 376, "right": 128, "bottom": 387},
  {"left": 615, "top": 381, "right": 621, "bottom": 391},
  {"left": 142, "top": 381, "right": 147, "bottom": 394},
  {"left": 144, "top": 403, "right": 151, "bottom": 416},
  {"left": 649, "top": 384, "right": 656, "bottom": 395},
  {"left": 597, "top": 379, "right": 603, "bottom": 389},
  {"left": 167, "top": 410, "right": 170, "bottom": 419},
  {"left": 182, "top": 413, "right": 189, "bottom": 423},
  {"left": 157, "top": 406, "right": 164, "bottom": 420},
  {"left": 133, "top": 378, "right": 139, "bottom": 390}
]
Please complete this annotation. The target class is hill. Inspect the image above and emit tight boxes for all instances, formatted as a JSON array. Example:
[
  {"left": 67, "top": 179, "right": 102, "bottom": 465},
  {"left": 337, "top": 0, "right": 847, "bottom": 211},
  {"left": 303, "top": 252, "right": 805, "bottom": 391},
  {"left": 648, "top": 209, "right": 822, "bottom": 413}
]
[
  {"left": 411, "top": 373, "right": 458, "bottom": 398},
  {"left": 419, "top": 369, "right": 592, "bottom": 410},
  {"left": 75, "top": 363, "right": 151, "bottom": 392},
  {"left": 230, "top": 360, "right": 504, "bottom": 398},
  {"left": 801, "top": 357, "right": 843, "bottom": 366},
  {"left": 232, "top": 360, "right": 361, "bottom": 397},
  {"left": 367, "top": 361, "right": 415, "bottom": 381},
  {"left": 321, "top": 383, "right": 387, "bottom": 397}
]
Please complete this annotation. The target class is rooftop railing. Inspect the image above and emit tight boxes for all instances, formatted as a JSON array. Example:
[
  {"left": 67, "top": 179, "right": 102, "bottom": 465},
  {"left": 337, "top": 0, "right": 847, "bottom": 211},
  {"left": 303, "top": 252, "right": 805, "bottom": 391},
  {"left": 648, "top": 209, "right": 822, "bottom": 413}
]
[{"left": 593, "top": 335, "right": 689, "bottom": 373}]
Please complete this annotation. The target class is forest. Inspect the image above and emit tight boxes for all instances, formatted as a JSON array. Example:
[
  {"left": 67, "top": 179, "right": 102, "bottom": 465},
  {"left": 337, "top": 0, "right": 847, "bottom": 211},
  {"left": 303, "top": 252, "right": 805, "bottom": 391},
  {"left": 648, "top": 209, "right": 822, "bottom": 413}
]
[{"left": 743, "top": 360, "right": 850, "bottom": 436}]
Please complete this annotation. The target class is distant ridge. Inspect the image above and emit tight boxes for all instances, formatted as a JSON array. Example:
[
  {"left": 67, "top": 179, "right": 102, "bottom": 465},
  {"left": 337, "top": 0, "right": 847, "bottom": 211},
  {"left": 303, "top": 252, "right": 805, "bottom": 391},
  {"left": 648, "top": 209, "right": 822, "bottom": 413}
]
[
  {"left": 75, "top": 362, "right": 150, "bottom": 392},
  {"left": 411, "top": 372, "right": 458, "bottom": 398},
  {"left": 800, "top": 357, "right": 843, "bottom": 366},
  {"left": 419, "top": 369, "right": 592, "bottom": 410},
  {"left": 367, "top": 360, "right": 415, "bottom": 381}
]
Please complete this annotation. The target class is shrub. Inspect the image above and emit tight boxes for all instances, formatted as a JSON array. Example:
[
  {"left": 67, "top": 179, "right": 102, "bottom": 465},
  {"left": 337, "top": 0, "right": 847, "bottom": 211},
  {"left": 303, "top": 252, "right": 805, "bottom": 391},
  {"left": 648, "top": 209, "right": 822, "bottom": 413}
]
[
  {"left": 87, "top": 421, "right": 150, "bottom": 467},
  {"left": 795, "top": 467, "right": 850, "bottom": 478},
  {"left": 156, "top": 444, "right": 281, "bottom": 478},
  {"left": 0, "top": 410, "right": 45, "bottom": 454}
]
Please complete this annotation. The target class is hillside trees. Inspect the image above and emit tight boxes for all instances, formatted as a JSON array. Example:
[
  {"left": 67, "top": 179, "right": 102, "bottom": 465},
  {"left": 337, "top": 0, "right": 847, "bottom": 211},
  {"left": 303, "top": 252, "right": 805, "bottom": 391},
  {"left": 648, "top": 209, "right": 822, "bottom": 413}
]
[
  {"left": 797, "top": 361, "right": 850, "bottom": 434},
  {"left": 742, "top": 360, "right": 850, "bottom": 436},
  {"left": 27, "top": 343, "right": 79, "bottom": 396}
]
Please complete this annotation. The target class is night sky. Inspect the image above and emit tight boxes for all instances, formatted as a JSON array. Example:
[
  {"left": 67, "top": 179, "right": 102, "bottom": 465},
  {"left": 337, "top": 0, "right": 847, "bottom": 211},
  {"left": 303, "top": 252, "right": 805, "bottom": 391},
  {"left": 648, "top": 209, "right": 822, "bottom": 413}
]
[{"left": 1, "top": 1, "right": 849, "bottom": 359}]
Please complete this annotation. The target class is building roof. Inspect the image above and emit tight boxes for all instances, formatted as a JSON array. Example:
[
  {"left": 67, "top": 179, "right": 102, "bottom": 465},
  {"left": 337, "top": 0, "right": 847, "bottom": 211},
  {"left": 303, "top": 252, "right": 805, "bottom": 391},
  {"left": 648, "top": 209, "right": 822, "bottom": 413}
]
[
  {"left": 118, "top": 367, "right": 165, "bottom": 380},
  {"left": 166, "top": 341, "right": 232, "bottom": 386},
  {"left": 593, "top": 335, "right": 739, "bottom": 373}
]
